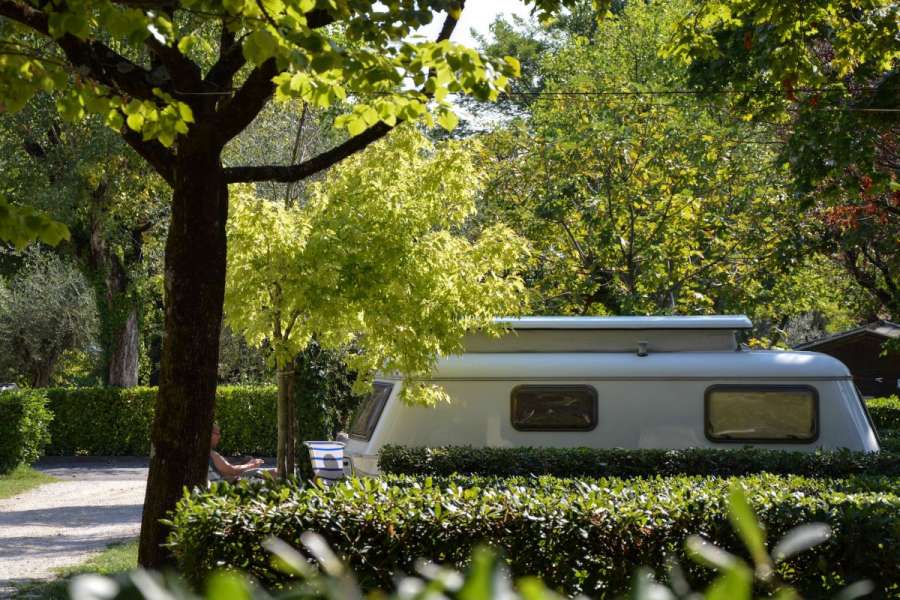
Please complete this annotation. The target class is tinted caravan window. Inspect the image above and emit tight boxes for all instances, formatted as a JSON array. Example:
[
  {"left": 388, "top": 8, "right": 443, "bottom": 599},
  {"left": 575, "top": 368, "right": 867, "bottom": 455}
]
[
  {"left": 705, "top": 386, "right": 818, "bottom": 442},
  {"left": 349, "top": 382, "right": 393, "bottom": 440},
  {"left": 511, "top": 385, "right": 597, "bottom": 431}
]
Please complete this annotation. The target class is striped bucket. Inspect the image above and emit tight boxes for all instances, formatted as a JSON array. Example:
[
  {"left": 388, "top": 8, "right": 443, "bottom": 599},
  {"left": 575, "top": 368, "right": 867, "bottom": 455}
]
[{"left": 303, "top": 441, "right": 346, "bottom": 481}]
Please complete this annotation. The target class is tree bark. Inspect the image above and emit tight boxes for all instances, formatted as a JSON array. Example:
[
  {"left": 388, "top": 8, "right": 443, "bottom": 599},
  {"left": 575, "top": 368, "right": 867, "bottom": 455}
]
[
  {"left": 108, "top": 308, "right": 140, "bottom": 387},
  {"left": 137, "top": 146, "right": 228, "bottom": 568},
  {"left": 85, "top": 182, "right": 143, "bottom": 387},
  {"left": 276, "top": 368, "right": 296, "bottom": 477}
]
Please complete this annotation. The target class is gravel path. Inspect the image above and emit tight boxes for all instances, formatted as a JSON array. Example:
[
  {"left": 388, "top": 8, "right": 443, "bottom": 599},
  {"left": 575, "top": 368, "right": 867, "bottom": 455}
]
[{"left": 0, "top": 458, "right": 148, "bottom": 598}]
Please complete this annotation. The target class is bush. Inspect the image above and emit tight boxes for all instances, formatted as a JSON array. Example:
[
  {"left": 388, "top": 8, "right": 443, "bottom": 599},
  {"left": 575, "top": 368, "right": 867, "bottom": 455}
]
[
  {"left": 0, "top": 389, "right": 52, "bottom": 473},
  {"left": 168, "top": 473, "right": 900, "bottom": 598},
  {"left": 868, "top": 396, "right": 900, "bottom": 430},
  {"left": 45, "top": 386, "right": 277, "bottom": 456},
  {"left": 378, "top": 445, "right": 900, "bottom": 478},
  {"left": 46, "top": 387, "right": 155, "bottom": 455},
  {"left": 880, "top": 429, "right": 900, "bottom": 453}
]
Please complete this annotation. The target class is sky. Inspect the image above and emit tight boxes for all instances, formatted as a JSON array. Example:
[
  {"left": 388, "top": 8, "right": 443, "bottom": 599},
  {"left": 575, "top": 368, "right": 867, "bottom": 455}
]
[{"left": 416, "top": 1, "right": 536, "bottom": 49}]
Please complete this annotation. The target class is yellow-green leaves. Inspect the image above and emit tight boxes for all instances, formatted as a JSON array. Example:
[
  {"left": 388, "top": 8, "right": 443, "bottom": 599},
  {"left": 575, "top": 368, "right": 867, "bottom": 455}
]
[
  {"left": 243, "top": 30, "right": 280, "bottom": 66},
  {"left": 225, "top": 128, "right": 528, "bottom": 405},
  {"left": 0, "top": 198, "right": 70, "bottom": 249}
]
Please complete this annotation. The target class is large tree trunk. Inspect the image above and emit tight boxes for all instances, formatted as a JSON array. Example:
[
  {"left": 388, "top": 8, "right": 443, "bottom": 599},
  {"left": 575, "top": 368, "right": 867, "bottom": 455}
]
[
  {"left": 276, "top": 368, "right": 296, "bottom": 477},
  {"left": 87, "top": 185, "right": 142, "bottom": 387},
  {"left": 107, "top": 307, "right": 140, "bottom": 387},
  {"left": 138, "top": 147, "right": 228, "bottom": 568}
]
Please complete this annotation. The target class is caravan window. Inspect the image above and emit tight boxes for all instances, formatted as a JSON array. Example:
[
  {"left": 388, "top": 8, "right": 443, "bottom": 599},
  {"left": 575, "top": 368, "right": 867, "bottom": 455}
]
[
  {"left": 511, "top": 385, "right": 597, "bottom": 431},
  {"left": 705, "top": 385, "right": 818, "bottom": 443},
  {"left": 349, "top": 382, "right": 393, "bottom": 441}
]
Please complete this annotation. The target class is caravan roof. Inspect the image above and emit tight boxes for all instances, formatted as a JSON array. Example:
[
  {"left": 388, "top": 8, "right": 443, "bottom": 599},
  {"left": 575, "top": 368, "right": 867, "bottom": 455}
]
[
  {"left": 496, "top": 315, "right": 753, "bottom": 330},
  {"left": 467, "top": 315, "right": 753, "bottom": 354}
]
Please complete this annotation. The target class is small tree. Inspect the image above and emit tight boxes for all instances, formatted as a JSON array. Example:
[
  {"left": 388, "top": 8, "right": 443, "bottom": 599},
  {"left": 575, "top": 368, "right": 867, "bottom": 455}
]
[
  {"left": 0, "top": 250, "right": 98, "bottom": 386},
  {"left": 225, "top": 128, "right": 529, "bottom": 476}
]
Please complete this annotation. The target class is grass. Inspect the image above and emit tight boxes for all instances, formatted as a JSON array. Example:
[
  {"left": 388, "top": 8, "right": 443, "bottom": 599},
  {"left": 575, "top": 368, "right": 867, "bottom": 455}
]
[
  {"left": 12, "top": 539, "right": 139, "bottom": 599},
  {"left": 0, "top": 465, "right": 56, "bottom": 500}
]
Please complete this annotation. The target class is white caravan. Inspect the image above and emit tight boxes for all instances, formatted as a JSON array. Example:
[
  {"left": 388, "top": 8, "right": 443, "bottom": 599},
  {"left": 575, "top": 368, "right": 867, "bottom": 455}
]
[{"left": 341, "top": 316, "right": 881, "bottom": 476}]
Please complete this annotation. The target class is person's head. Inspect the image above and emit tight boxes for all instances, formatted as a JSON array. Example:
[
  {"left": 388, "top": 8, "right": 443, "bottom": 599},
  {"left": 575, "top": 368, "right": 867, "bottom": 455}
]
[{"left": 210, "top": 422, "right": 221, "bottom": 449}]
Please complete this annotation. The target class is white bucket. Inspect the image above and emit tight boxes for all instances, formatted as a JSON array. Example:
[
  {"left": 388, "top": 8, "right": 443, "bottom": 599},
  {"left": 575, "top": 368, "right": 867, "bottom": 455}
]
[{"left": 303, "top": 441, "right": 346, "bottom": 481}]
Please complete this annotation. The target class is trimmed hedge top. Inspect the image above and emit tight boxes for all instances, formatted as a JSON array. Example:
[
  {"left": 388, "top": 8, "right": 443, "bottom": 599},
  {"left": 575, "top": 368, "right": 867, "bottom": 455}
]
[
  {"left": 44, "top": 386, "right": 277, "bottom": 456},
  {"left": 168, "top": 473, "right": 900, "bottom": 598},
  {"left": 378, "top": 445, "right": 900, "bottom": 478},
  {"left": 868, "top": 395, "right": 900, "bottom": 430}
]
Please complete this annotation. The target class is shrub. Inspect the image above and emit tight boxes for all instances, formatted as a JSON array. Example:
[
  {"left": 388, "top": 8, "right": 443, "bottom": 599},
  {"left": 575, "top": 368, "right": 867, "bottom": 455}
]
[
  {"left": 168, "top": 473, "right": 900, "bottom": 598},
  {"left": 378, "top": 445, "right": 900, "bottom": 478},
  {"left": 868, "top": 396, "right": 900, "bottom": 430},
  {"left": 880, "top": 429, "right": 900, "bottom": 453},
  {"left": 46, "top": 387, "right": 155, "bottom": 455},
  {"left": 45, "top": 386, "right": 277, "bottom": 456},
  {"left": 0, "top": 389, "right": 52, "bottom": 473}
]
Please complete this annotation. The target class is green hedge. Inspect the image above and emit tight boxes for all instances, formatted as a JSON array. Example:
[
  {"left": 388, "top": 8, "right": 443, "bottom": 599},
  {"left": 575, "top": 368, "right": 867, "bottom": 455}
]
[
  {"left": 378, "top": 445, "right": 900, "bottom": 478},
  {"left": 868, "top": 395, "right": 900, "bottom": 430},
  {"left": 168, "top": 473, "right": 900, "bottom": 598},
  {"left": 45, "top": 386, "right": 277, "bottom": 456},
  {"left": 880, "top": 429, "right": 900, "bottom": 453},
  {"left": 0, "top": 390, "right": 52, "bottom": 473}
]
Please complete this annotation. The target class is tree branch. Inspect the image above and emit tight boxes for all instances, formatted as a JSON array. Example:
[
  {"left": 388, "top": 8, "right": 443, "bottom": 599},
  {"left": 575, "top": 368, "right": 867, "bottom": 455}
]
[
  {"left": 224, "top": 121, "right": 393, "bottom": 182},
  {"left": 207, "top": 6, "right": 339, "bottom": 143},
  {"left": 0, "top": 1, "right": 169, "bottom": 101},
  {"left": 204, "top": 22, "right": 243, "bottom": 92},
  {"left": 145, "top": 36, "right": 202, "bottom": 95},
  {"left": 222, "top": 4, "right": 464, "bottom": 183},
  {"left": 122, "top": 129, "right": 175, "bottom": 186}
]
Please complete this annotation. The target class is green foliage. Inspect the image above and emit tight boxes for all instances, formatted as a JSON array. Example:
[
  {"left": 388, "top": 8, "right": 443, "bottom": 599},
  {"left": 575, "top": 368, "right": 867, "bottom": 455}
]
[
  {"left": 879, "top": 430, "right": 900, "bottom": 454},
  {"left": 0, "top": 0, "right": 572, "bottom": 146},
  {"left": 477, "top": 0, "right": 808, "bottom": 322},
  {"left": 666, "top": 0, "right": 900, "bottom": 318},
  {"left": 44, "top": 386, "right": 276, "bottom": 456},
  {"left": 378, "top": 445, "right": 900, "bottom": 479},
  {"left": 68, "top": 489, "right": 873, "bottom": 600},
  {"left": 0, "top": 197, "right": 69, "bottom": 249},
  {"left": 42, "top": 383, "right": 354, "bottom": 458},
  {"left": 868, "top": 396, "right": 900, "bottom": 431},
  {"left": 0, "top": 249, "right": 99, "bottom": 387},
  {"left": 226, "top": 128, "right": 529, "bottom": 404},
  {"left": 293, "top": 342, "right": 359, "bottom": 446},
  {"left": 45, "top": 387, "right": 155, "bottom": 456},
  {"left": 167, "top": 473, "right": 900, "bottom": 597},
  {"left": 0, "top": 389, "right": 52, "bottom": 473}
]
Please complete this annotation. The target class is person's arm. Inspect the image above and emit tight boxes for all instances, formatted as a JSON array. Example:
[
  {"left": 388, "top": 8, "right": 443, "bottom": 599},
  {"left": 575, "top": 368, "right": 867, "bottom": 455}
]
[{"left": 210, "top": 451, "right": 249, "bottom": 480}]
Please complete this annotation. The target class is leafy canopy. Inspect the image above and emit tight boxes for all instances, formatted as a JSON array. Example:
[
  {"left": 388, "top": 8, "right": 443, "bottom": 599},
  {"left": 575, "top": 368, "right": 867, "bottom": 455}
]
[
  {"left": 225, "top": 128, "right": 528, "bottom": 404},
  {"left": 478, "top": 0, "right": 802, "bottom": 321}
]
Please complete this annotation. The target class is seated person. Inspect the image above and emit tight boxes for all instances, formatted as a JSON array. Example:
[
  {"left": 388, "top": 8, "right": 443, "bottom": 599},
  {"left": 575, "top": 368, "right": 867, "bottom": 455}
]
[{"left": 209, "top": 423, "right": 272, "bottom": 481}]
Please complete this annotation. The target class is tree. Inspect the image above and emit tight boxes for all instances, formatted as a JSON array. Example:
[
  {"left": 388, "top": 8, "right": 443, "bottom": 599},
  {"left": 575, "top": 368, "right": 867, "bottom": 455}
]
[
  {"left": 477, "top": 0, "right": 802, "bottom": 321},
  {"left": 0, "top": 249, "right": 98, "bottom": 386},
  {"left": 0, "top": 99, "right": 168, "bottom": 387},
  {"left": 225, "top": 128, "right": 529, "bottom": 476},
  {"left": 0, "top": 0, "right": 586, "bottom": 566},
  {"left": 667, "top": 0, "right": 899, "bottom": 317}
]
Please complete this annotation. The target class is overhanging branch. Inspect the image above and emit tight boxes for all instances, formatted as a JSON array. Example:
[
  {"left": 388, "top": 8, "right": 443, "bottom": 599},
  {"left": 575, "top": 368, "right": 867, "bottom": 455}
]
[
  {"left": 224, "top": 122, "right": 392, "bottom": 183},
  {"left": 122, "top": 130, "right": 176, "bottom": 186},
  {"left": 221, "top": 4, "right": 464, "bottom": 184},
  {"left": 0, "top": 1, "right": 168, "bottom": 101}
]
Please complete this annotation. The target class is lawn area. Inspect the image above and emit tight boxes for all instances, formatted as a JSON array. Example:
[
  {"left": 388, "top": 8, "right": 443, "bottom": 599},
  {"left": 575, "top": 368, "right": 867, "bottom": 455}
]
[
  {"left": 0, "top": 466, "right": 56, "bottom": 500},
  {"left": 12, "top": 540, "right": 138, "bottom": 600}
]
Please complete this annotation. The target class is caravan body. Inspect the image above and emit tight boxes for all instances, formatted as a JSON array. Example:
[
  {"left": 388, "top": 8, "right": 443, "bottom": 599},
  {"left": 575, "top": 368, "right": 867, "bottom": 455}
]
[{"left": 343, "top": 316, "right": 880, "bottom": 476}]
